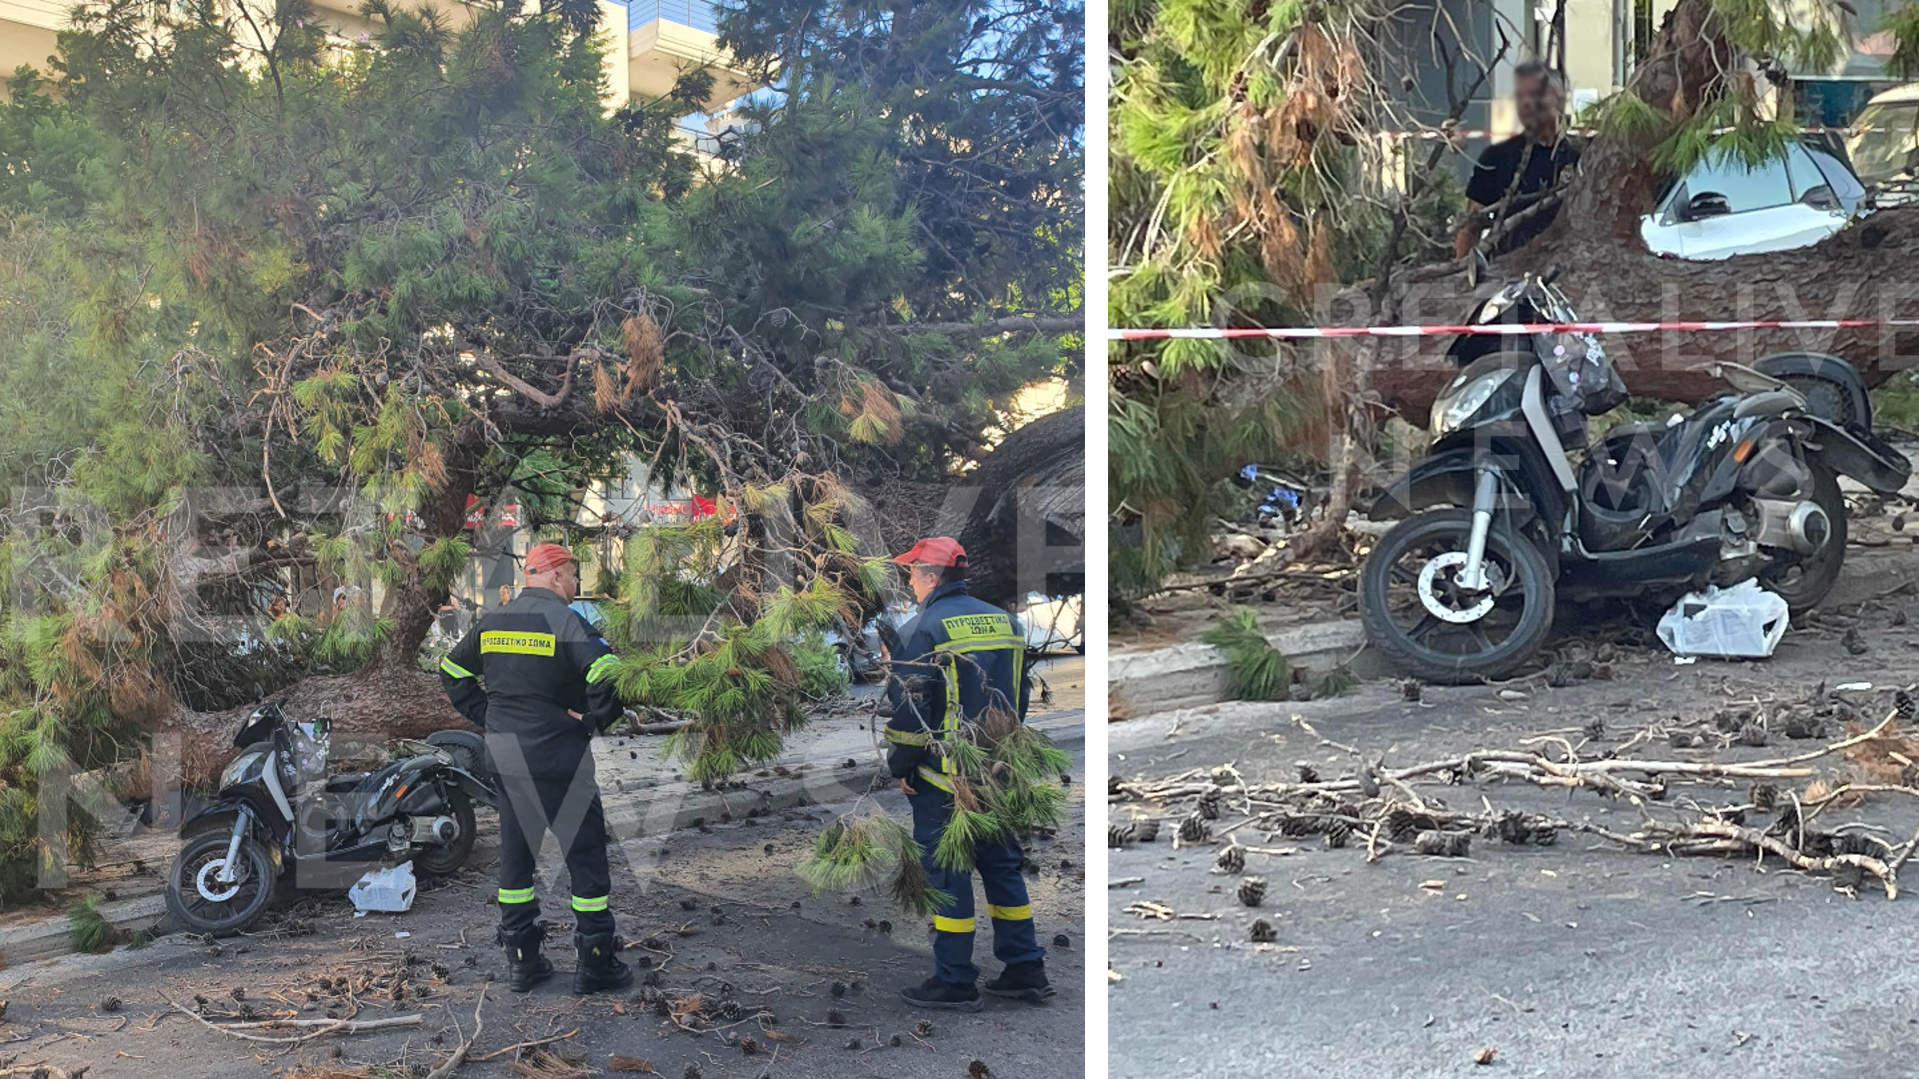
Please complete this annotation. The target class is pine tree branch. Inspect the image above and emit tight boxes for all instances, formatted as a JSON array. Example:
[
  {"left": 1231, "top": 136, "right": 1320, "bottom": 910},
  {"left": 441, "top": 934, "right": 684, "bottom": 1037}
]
[{"left": 873, "top": 315, "right": 1082, "bottom": 336}]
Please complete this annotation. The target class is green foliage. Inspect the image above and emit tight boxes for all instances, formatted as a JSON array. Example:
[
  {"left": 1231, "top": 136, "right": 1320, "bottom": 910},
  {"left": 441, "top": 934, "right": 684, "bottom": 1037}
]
[
  {"left": 1311, "top": 665, "right": 1358, "bottom": 699},
  {"left": 68, "top": 895, "right": 115, "bottom": 953},
  {"left": 791, "top": 631, "right": 850, "bottom": 700},
  {"left": 1200, "top": 607, "right": 1292, "bottom": 701},
  {"left": 799, "top": 812, "right": 954, "bottom": 917}
]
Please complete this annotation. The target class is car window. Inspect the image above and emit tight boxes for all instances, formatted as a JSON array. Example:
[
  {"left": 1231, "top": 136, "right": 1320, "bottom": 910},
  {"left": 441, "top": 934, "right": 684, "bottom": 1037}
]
[
  {"left": 1845, "top": 102, "right": 1919, "bottom": 186},
  {"left": 1805, "top": 146, "right": 1866, "bottom": 201},
  {"left": 1680, "top": 151, "right": 1793, "bottom": 213},
  {"left": 1785, "top": 145, "right": 1833, "bottom": 202}
]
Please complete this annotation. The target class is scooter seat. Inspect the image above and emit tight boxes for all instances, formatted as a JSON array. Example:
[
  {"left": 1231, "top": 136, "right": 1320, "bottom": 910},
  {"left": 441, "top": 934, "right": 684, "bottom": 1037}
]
[{"left": 324, "top": 774, "right": 375, "bottom": 795}]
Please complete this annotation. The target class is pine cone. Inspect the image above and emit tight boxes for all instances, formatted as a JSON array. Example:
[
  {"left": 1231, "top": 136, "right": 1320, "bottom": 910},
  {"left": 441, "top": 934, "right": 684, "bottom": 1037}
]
[
  {"left": 1107, "top": 773, "right": 1124, "bottom": 796},
  {"left": 1737, "top": 721, "right": 1770, "bottom": 747},
  {"left": 1750, "top": 783, "right": 1778, "bottom": 811},
  {"left": 1386, "top": 807, "right": 1429, "bottom": 842},
  {"left": 1237, "top": 877, "right": 1267, "bottom": 907},
  {"left": 1896, "top": 688, "right": 1916, "bottom": 722},
  {"left": 1400, "top": 679, "right": 1422, "bottom": 702},
  {"left": 1583, "top": 718, "right": 1606, "bottom": 742},
  {"left": 1133, "top": 819, "right": 1161, "bottom": 843},
  {"left": 1296, "top": 763, "right": 1320, "bottom": 784},
  {"left": 1781, "top": 715, "right": 1820, "bottom": 740},
  {"left": 1177, "top": 814, "right": 1211, "bottom": 843},
  {"left": 719, "top": 999, "right": 743, "bottom": 1021},
  {"left": 1530, "top": 822, "right": 1557, "bottom": 846},
  {"left": 1216, "top": 845, "right": 1245, "bottom": 874},
  {"left": 1278, "top": 814, "right": 1321, "bottom": 837},
  {"left": 1248, "top": 918, "right": 1279, "bottom": 943},
  {"left": 1322, "top": 820, "right": 1351, "bottom": 849},
  {"left": 1107, "top": 823, "right": 1134, "bottom": 849},
  {"left": 1196, "top": 788, "right": 1222, "bottom": 820},
  {"left": 1413, "top": 830, "right": 1471, "bottom": 857}
]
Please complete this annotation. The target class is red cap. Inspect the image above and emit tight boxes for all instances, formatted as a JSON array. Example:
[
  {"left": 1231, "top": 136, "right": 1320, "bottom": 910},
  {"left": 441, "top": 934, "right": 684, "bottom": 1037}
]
[
  {"left": 524, "top": 543, "right": 576, "bottom": 574},
  {"left": 892, "top": 536, "right": 967, "bottom": 568}
]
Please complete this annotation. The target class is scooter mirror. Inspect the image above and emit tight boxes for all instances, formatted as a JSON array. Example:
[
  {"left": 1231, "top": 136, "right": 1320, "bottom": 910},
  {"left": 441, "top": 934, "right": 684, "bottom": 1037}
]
[{"left": 253, "top": 681, "right": 265, "bottom": 702}]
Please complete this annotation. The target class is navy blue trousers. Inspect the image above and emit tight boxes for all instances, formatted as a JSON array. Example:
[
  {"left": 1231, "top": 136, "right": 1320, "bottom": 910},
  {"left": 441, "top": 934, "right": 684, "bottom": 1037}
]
[{"left": 908, "top": 787, "right": 1045, "bottom": 985}]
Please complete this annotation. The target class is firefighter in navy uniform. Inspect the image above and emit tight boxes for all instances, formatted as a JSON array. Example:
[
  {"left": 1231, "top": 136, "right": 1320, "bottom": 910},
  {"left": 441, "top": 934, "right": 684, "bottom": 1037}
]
[
  {"left": 884, "top": 537, "right": 1053, "bottom": 1011},
  {"left": 438, "top": 543, "right": 633, "bottom": 995}
]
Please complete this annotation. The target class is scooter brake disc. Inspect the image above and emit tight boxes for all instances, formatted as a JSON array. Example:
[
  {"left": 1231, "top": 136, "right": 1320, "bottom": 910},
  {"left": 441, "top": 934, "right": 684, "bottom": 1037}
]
[
  {"left": 1417, "top": 551, "right": 1500, "bottom": 624},
  {"left": 196, "top": 858, "right": 243, "bottom": 903}
]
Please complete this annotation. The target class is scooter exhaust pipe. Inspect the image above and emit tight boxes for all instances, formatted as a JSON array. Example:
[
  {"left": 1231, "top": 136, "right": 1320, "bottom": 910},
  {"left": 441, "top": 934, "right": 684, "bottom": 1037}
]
[{"left": 1753, "top": 498, "right": 1830, "bottom": 555}]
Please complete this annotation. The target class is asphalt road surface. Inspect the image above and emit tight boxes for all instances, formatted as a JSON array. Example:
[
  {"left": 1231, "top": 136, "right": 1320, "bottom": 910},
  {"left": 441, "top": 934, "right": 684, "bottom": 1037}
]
[
  {"left": 0, "top": 740, "right": 1086, "bottom": 1079},
  {"left": 1110, "top": 593, "right": 1919, "bottom": 1079}
]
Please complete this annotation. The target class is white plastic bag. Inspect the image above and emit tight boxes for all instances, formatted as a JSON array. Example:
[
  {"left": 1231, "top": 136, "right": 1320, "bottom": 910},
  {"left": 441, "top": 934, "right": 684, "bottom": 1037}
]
[
  {"left": 349, "top": 860, "right": 417, "bottom": 913},
  {"left": 1656, "top": 579, "right": 1789, "bottom": 659}
]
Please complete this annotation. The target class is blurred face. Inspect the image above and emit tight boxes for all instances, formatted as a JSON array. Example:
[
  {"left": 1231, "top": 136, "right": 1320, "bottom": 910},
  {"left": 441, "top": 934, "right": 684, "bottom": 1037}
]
[
  {"left": 528, "top": 561, "right": 579, "bottom": 602},
  {"left": 1516, "top": 73, "right": 1563, "bottom": 137},
  {"left": 907, "top": 562, "right": 941, "bottom": 604}
]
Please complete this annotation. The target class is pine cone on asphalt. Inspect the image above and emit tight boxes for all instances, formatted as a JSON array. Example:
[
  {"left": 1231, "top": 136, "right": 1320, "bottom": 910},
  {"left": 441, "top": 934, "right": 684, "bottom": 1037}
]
[
  {"left": 1530, "top": 822, "right": 1557, "bottom": 846},
  {"left": 1669, "top": 728, "right": 1701, "bottom": 749},
  {"left": 1323, "top": 820, "right": 1351, "bottom": 849},
  {"left": 1842, "top": 626, "right": 1868, "bottom": 655},
  {"left": 1107, "top": 823, "right": 1134, "bottom": 849},
  {"left": 1178, "top": 814, "right": 1211, "bottom": 843},
  {"left": 1896, "top": 687, "right": 1916, "bottom": 722},
  {"left": 1278, "top": 814, "right": 1321, "bottom": 837},
  {"left": 1414, "top": 830, "right": 1471, "bottom": 857},
  {"left": 1248, "top": 919, "right": 1279, "bottom": 943},
  {"left": 1296, "top": 763, "right": 1320, "bottom": 784},
  {"left": 1400, "top": 679, "right": 1423, "bottom": 702},
  {"left": 1196, "top": 787, "right": 1222, "bottom": 820},
  {"left": 1216, "top": 844, "right": 1245, "bottom": 874},
  {"left": 1583, "top": 718, "right": 1606, "bottom": 742},
  {"left": 1237, "top": 877, "right": 1267, "bottom": 907},
  {"left": 1737, "top": 721, "right": 1770, "bottom": 747},
  {"left": 1750, "top": 783, "right": 1778, "bottom": 811},
  {"left": 1133, "top": 818, "right": 1161, "bottom": 843}
]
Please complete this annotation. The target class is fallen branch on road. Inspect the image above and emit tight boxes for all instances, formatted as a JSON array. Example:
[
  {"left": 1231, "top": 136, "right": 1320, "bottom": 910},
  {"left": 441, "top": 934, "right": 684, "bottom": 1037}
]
[{"left": 165, "top": 996, "right": 423, "bottom": 1045}]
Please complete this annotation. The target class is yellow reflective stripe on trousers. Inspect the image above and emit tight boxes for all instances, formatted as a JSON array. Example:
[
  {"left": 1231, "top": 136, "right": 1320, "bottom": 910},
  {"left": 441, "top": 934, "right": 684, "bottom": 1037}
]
[
  {"left": 440, "top": 656, "right": 478, "bottom": 680},
  {"left": 571, "top": 895, "right": 610, "bottom": 912},
  {"left": 933, "top": 914, "right": 975, "bottom": 934},
  {"left": 480, "top": 631, "right": 556, "bottom": 656},
  {"left": 585, "top": 653, "right": 619, "bottom": 684},
  {"left": 498, "top": 886, "right": 536, "bottom": 904},
  {"left": 987, "top": 903, "right": 1033, "bottom": 921}
]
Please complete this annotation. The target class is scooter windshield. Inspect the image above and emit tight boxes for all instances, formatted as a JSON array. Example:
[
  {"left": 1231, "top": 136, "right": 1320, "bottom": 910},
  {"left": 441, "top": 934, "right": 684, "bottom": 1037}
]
[{"left": 1533, "top": 283, "right": 1626, "bottom": 417}]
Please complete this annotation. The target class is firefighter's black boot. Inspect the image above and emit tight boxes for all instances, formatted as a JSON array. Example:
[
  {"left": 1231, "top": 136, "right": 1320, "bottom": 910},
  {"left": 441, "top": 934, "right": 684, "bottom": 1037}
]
[
  {"left": 900, "top": 977, "right": 984, "bottom": 1012},
  {"left": 982, "top": 960, "right": 1055, "bottom": 1002},
  {"left": 498, "top": 924, "right": 554, "bottom": 994},
  {"left": 572, "top": 933, "right": 633, "bottom": 994}
]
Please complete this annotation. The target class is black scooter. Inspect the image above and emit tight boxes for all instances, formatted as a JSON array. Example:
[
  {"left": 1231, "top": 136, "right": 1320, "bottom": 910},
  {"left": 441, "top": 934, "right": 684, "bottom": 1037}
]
[
  {"left": 1360, "top": 269, "right": 1911, "bottom": 683},
  {"left": 165, "top": 695, "right": 495, "bottom": 935}
]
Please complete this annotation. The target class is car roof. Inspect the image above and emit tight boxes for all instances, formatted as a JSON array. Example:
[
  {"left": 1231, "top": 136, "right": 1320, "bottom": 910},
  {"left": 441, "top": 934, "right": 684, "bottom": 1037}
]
[{"left": 1865, "top": 83, "right": 1919, "bottom": 107}]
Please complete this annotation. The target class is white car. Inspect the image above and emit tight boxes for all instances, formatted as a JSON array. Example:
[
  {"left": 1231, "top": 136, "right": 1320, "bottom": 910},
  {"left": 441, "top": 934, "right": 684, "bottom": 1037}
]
[
  {"left": 1844, "top": 82, "right": 1919, "bottom": 194},
  {"left": 1639, "top": 139, "right": 1867, "bottom": 260}
]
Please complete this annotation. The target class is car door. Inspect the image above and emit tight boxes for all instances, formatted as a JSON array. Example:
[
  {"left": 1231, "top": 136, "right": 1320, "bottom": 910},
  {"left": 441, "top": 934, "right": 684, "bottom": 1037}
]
[{"left": 1646, "top": 149, "right": 1840, "bottom": 260}]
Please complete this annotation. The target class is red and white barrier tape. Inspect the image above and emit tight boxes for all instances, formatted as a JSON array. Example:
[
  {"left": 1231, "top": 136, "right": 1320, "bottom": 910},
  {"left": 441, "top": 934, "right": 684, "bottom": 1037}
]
[
  {"left": 1110, "top": 318, "right": 1919, "bottom": 341},
  {"left": 1380, "top": 124, "right": 1881, "bottom": 140}
]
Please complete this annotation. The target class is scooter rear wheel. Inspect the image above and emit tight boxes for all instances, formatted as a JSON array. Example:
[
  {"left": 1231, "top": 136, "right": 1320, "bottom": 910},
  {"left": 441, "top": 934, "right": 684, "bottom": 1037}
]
[
  {"left": 414, "top": 785, "right": 477, "bottom": 878},
  {"left": 1760, "top": 463, "right": 1847, "bottom": 617},
  {"left": 1361, "top": 509, "right": 1556, "bottom": 684}
]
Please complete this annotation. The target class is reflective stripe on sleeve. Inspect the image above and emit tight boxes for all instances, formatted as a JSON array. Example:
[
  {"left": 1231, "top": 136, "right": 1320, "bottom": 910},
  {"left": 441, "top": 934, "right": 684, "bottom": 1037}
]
[
  {"left": 585, "top": 653, "right": 619, "bottom": 684},
  {"left": 440, "top": 657, "right": 478, "bottom": 680}
]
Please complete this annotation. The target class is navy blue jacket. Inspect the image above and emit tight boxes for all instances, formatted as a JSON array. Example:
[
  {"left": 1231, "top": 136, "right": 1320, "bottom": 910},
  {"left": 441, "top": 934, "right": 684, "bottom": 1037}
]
[
  {"left": 438, "top": 586, "right": 622, "bottom": 777},
  {"left": 884, "top": 580, "right": 1030, "bottom": 792}
]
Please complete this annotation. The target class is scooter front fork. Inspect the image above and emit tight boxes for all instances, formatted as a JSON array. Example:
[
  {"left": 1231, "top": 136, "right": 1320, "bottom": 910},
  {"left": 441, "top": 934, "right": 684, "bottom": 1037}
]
[
  {"left": 1458, "top": 469, "right": 1498, "bottom": 592},
  {"left": 217, "top": 806, "right": 252, "bottom": 885}
]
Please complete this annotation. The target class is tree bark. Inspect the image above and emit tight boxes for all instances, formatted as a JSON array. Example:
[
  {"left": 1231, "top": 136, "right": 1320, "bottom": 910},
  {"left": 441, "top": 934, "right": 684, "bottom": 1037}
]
[{"left": 1366, "top": 0, "right": 1919, "bottom": 420}]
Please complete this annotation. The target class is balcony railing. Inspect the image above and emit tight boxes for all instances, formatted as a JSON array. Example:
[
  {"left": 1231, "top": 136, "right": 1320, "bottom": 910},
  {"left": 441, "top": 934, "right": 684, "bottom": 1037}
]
[{"left": 628, "top": 0, "right": 721, "bottom": 35}]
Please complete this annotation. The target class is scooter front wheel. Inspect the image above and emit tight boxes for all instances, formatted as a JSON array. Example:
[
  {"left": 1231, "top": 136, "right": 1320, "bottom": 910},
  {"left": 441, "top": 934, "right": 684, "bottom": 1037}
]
[
  {"left": 1361, "top": 509, "right": 1556, "bottom": 684},
  {"left": 165, "top": 830, "right": 278, "bottom": 936}
]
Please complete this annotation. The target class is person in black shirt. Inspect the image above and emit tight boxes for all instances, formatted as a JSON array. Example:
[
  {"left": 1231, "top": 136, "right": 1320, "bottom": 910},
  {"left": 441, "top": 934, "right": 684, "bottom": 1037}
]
[{"left": 1455, "top": 62, "right": 1581, "bottom": 257}]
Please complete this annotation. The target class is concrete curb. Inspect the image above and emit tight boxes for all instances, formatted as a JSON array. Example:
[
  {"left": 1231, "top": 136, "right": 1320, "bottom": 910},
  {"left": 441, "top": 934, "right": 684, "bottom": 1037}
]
[
  {"left": 0, "top": 712, "right": 1085, "bottom": 970},
  {"left": 1110, "top": 618, "right": 1382, "bottom": 716}
]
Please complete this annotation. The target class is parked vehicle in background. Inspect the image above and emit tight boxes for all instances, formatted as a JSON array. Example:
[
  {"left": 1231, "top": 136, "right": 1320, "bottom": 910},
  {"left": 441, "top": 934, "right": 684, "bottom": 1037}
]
[
  {"left": 1845, "top": 83, "right": 1919, "bottom": 204},
  {"left": 1639, "top": 139, "right": 1868, "bottom": 260}
]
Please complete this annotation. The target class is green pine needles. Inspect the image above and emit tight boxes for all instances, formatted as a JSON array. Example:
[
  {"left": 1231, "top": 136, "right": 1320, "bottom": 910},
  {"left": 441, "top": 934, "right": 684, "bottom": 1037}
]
[{"left": 1200, "top": 606, "right": 1292, "bottom": 701}]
